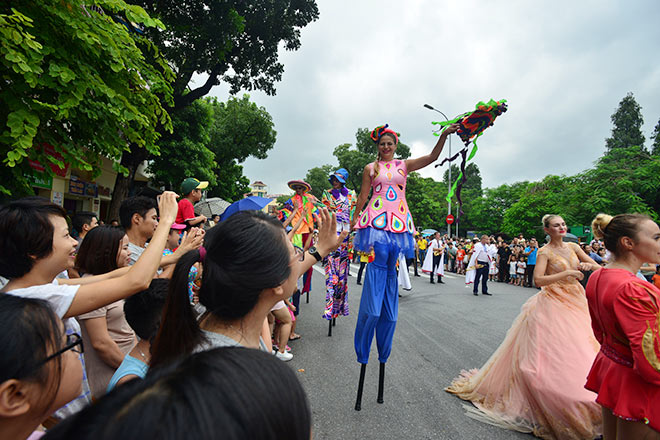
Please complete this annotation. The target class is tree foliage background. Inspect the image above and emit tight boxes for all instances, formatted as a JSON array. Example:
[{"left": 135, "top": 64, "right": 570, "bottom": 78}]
[{"left": 0, "top": 0, "right": 172, "bottom": 199}]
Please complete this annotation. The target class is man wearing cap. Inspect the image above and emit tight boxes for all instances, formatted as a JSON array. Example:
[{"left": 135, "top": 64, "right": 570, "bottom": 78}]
[
  {"left": 176, "top": 178, "right": 208, "bottom": 228},
  {"left": 320, "top": 168, "right": 356, "bottom": 326}
]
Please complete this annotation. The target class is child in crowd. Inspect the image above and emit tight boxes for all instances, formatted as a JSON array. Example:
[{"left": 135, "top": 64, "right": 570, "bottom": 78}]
[
  {"left": 509, "top": 254, "right": 518, "bottom": 285},
  {"left": 516, "top": 256, "right": 527, "bottom": 286},
  {"left": 456, "top": 245, "right": 466, "bottom": 274},
  {"left": 653, "top": 265, "right": 660, "bottom": 289}
]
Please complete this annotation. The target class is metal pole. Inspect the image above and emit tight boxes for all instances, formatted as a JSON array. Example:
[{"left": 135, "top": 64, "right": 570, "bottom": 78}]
[{"left": 423, "top": 104, "right": 452, "bottom": 236}]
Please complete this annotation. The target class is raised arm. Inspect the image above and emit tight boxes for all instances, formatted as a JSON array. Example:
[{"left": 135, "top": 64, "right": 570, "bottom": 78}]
[
  {"left": 63, "top": 192, "right": 179, "bottom": 318},
  {"left": 405, "top": 124, "right": 459, "bottom": 173},
  {"left": 351, "top": 164, "right": 373, "bottom": 229}
]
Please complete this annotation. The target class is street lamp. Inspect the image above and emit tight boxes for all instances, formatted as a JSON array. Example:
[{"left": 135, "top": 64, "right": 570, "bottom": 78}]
[{"left": 424, "top": 104, "right": 452, "bottom": 237}]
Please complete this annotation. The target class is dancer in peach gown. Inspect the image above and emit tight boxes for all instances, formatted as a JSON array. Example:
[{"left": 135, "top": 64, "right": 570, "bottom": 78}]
[{"left": 446, "top": 215, "right": 603, "bottom": 439}]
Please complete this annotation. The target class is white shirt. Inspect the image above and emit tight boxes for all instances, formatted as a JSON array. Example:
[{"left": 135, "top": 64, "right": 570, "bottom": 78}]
[{"left": 474, "top": 243, "right": 491, "bottom": 263}]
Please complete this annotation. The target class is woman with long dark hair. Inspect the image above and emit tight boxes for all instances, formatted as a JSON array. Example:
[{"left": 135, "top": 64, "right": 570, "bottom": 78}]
[
  {"left": 74, "top": 226, "right": 136, "bottom": 398},
  {"left": 150, "top": 208, "right": 345, "bottom": 368},
  {"left": 43, "top": 348, "right": 311, "bottom": 440}
]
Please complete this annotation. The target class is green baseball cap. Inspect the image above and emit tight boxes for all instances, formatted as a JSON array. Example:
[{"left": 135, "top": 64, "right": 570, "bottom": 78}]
[{"left": 181, "top": 177, "right": 209, "bottom": 195}]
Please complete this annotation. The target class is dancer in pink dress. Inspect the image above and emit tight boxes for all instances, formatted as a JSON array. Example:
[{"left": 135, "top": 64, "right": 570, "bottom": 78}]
[{"left": 446, "top": 214, "right": 603, "bottom": 439}]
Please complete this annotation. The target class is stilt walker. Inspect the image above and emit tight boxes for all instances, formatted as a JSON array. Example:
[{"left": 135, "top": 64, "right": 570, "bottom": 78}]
[
  {"left": 321, "top": 168, "right": 356, "bottom": 336},
  {"left": 351, "top": 123, "right": 458, "bottom": 410},
  {"left": 281, "top": 180, "right": 318, "bottom": 301}
]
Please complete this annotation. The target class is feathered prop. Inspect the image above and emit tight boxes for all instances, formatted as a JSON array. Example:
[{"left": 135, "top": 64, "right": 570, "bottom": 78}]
[{"left": 433, "top": 99, "right": 508, "bottom": 218}]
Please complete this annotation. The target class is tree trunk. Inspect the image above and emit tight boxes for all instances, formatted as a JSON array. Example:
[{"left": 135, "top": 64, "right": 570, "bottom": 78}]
[{"left": 107, "top": 147, "right": 148, "bottom": 222}]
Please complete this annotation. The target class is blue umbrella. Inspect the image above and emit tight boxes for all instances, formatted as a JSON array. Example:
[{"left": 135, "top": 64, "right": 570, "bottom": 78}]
[
  {"left": 421, "top": 228, "right": 437, "bottom": 236},
  {"left": 220, "top": 196, "right": 273, "bottom": 221}
]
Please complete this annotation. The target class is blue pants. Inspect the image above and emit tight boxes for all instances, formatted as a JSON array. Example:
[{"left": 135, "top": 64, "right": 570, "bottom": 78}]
[
  {"left": 473, "top": 264, "right": 489, "bottom": 294},
  {"left": 354, "top": 242, "right": 399, "bottom": 364}
]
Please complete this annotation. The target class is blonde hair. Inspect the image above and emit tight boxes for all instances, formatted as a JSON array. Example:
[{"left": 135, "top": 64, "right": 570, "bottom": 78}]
[
  {"left": 591, "top": 213, "right": 651, "bottom": 256},
  {"left": 591, "top": 213, "right": 613, "bottom": 240},
  {"left": 542, "top": 214, "right": 561, "bottom": 228}
]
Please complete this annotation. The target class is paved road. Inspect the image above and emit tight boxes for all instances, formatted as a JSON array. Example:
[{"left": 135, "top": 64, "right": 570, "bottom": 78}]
[{"left": 288, "top": 263, "right": 538, "bottom": 440}]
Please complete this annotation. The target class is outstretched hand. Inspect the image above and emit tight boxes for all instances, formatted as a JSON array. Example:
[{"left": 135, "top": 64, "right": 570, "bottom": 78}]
[
  {"left": 443, "top": 123, "right": 460, "bottom": 135},
  {"left": 315, "top": 208, "right": 348, "bottom": 257},
  {"left": 177, "top": 227, "right": 204, "bottom": 254},
  {"left": 158, "top": 191, "right": 179, "bottom": 225}
]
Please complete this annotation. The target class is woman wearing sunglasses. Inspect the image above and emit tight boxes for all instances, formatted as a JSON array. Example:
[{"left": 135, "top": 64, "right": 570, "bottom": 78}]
[{"left": 0, "top": 294, "right": 83, "bottom": 440}]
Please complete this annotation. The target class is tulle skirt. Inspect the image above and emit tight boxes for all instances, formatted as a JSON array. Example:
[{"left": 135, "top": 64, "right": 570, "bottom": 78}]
[
  {"left": 446, "top": 279, "right": 602, "bottom": 439},
  {"left": 354, "top": 227, "right": 415, "bottom": 259}
]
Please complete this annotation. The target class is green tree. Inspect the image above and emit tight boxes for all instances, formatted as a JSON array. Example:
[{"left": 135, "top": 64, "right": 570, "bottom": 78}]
[
  {"left": 405, "top": 172, "right": 446, "bottom": 230},
  {"left": 147, "top": 100, "right": 216, "bottom": 191},
  {"left": 605, "top": 92, "right": 645, "bottom": 152},
  {"left": 304, "top": 165, "right": 334, "bottom": 199},
  {"left": 0, "top": 0, "right": 173, "bottom": 198},
  {"left": 205, "top": 95, "right": 277, "bottom": 201},
  {"left": 109, "top": 0, "right": 319, "bottom": 216},
  {"left": 651, "top": 118, "right": 660, "bottom": 156}
]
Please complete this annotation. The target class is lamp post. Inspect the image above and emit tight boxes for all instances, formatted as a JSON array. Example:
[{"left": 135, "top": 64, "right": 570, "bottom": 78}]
[{"left": 424, "top": 103, "right": 452, "bottom": 236}]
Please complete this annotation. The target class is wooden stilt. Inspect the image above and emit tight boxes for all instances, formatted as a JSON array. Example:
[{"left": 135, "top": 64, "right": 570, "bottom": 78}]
[
  {"left": 355, "top": 363, "right": 367, "bottom": 411},
  {"left": 377, "top": 362, "right": 385, "bottom": 404}
]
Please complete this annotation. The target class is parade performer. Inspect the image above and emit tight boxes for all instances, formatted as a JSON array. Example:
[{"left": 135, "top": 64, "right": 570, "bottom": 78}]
[
  {"left": 446, "top": 214, "right": 603, "bottom": 439},
  {"left": 280, "top": 180, "right": 319, "bottom": 297},
  {"left": 421, "top": 232, "right": 445, "bottom": 284},
  {"left": 321, "top": 168, "right": 357, "bottom": 337},
  {"left": 351, "top": 122, "right": 458, "bottom": 410},
  {"left": 585, "top": 213, "right": 660, "bottom": 438},
  {"left": 465, "top": 235, "right": 495, "bottom": 295}
]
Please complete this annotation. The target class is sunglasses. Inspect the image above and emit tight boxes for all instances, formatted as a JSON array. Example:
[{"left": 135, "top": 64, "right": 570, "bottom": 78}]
[{"left": 38, "top": 333, "right": 84, "bottom": 366}]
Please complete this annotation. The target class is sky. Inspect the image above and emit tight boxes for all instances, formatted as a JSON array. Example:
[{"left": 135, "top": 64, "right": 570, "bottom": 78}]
[{"left": 201, "top": 0, "right": 660, "bottom": 196}]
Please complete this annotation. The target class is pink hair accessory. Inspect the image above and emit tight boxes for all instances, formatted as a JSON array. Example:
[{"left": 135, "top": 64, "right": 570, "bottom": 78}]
[{"left": 198, "top": 246, "right": 207, "bottom": 263}]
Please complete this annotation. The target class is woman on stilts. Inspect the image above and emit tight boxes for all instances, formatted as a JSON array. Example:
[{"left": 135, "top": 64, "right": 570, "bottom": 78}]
[
  {"left": 321, "top": 168, "right": 357, "bottom": 336},
  {"left": 350, "top": 122, "right": 458, "bottom": 410}
]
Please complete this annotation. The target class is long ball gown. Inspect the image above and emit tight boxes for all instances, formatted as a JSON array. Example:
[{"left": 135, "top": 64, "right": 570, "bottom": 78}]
[{"left": 445, "top": 246, "right": 602, "bottom": 439}]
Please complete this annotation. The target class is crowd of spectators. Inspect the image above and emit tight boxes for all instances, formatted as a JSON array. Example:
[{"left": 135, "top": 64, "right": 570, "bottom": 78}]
[{"left": 0, "top": 184, "right": 347, "bottom": 440}]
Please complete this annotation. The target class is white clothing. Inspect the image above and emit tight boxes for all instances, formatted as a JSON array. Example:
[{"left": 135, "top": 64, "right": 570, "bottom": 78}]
[
  {"left": 6, "top": 280, "right": 79, "bottom": 318},
  {"left": 422, "top": 239, "right": 445, "bottom": 276},
  {"left": 509, "top": 262, "right": 517, "bottom": 276},
  {"left": 398, "top": 253, "right": 411, "bottom": 291}
]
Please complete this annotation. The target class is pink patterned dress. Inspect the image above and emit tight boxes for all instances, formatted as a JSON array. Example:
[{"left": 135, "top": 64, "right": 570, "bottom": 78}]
[{"left": 353, "top": 160, "right": 416, "bottom": 257}]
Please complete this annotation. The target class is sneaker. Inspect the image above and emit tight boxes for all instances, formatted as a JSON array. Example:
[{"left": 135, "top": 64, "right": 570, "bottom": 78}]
[{"left": 275, "top": 350, "right": 293, "bottom": 361}]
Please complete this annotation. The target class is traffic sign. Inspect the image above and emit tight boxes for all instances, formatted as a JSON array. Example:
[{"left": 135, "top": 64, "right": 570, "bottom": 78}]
[{"left": 446, "top": 214, "right": 455, "bottom": 225}]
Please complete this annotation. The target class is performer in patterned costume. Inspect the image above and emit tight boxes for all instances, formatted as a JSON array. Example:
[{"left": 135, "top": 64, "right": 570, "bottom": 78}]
[
  {"left": 321, "top": 168, "right": 356, "bottom": 336},
  {"left": 280, "top": 180, "right": 319, "bottom": 297},
  {"left": 351, "top": 122, "right": 458, "bottom": 410}
]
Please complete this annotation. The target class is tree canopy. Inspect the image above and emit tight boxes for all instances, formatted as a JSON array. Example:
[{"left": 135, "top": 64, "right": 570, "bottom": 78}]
[
  {"left": 0, "top": 0, "right": 172, "bottom": 197},
  {"left": 147, "top": 94, "right": 277, "bottom": 201},
  {"left": 605, "top": 92, "right": 645, "bottom": 152}
]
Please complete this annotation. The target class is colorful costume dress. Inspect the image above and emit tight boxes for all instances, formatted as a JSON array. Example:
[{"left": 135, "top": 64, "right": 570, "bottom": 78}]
[
  {"left": 321, "top": 187, "right": 356, "bottom": 320},
  {"left": 446, "top": 246, "right": 602, "bottom": 439},
  {"left": 353, "top": 159, "right": 416, "bottom": 364},
  {"left": 280, "top": 193, "right": 319, "bottom": 293},
  {"left": 585, "top": 268, "right": 660, "bottom": 431}
]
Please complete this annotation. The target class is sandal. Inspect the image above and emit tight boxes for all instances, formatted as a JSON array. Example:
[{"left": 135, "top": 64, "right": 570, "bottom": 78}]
[{"left": 289, "top": 334, "right": 301, "bottom": 341}]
